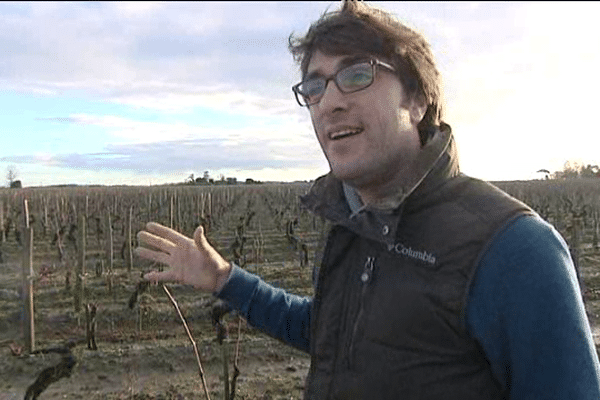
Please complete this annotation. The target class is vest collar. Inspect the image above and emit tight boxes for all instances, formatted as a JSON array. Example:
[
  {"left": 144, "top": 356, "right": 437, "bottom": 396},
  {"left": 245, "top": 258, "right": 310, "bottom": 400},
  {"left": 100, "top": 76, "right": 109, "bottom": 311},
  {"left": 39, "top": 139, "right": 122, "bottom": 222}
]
[{"left": 300, "top": 124, "right": 458, "bottom": 242}]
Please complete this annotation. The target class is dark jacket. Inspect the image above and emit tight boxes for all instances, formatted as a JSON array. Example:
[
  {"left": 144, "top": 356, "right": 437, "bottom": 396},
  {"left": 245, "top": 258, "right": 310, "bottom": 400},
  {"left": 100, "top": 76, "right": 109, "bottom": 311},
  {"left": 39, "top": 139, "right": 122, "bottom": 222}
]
[{"left": 300, "top": 126, "right": 533, "bottom": 399}]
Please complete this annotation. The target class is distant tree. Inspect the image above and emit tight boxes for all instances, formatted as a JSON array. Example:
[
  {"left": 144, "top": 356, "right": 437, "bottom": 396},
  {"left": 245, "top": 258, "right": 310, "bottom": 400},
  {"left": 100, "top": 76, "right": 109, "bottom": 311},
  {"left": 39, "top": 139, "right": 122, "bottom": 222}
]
[
  {"left": 6, "top": 164, "right": 18, "bottom": 187},
  {"left": 552, "top": 161, "right": 600, "bottom": 179},
  {"left": 537, "top": 169, "right": 550, "bottom": 180},
  {"left": 186, "top": 173, "right": 195, "bottom": 184},
  {"left": 580, "top": 164, "right": 599, "bottom": 178}
]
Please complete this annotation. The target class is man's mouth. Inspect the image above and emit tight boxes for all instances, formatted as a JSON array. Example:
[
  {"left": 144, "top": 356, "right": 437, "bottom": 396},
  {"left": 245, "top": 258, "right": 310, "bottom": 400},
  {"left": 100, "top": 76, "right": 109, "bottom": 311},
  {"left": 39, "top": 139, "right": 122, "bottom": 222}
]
[{"left": 328, "top": 127, "right": 364, "bottom": 140}]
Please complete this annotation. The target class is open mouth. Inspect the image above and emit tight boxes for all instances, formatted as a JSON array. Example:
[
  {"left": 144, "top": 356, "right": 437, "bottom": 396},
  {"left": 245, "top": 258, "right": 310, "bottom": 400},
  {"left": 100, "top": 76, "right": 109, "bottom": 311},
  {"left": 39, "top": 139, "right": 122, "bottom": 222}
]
[{"left": 329, "top": 127, "right": 364, "bottom": 140}]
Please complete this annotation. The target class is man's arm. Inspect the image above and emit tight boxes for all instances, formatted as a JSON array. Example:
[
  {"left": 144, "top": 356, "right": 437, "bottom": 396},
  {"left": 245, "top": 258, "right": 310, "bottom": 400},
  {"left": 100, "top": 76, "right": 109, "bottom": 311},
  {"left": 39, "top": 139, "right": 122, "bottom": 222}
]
[
  {"left": 216, "top": 265, "right": 311, "bottom": 353},
  {"left": 135, "top": 222, "right": 311, "bottom": 353},
  {"left": 466, "top": 214, "right": 600, "bottom": 399}
]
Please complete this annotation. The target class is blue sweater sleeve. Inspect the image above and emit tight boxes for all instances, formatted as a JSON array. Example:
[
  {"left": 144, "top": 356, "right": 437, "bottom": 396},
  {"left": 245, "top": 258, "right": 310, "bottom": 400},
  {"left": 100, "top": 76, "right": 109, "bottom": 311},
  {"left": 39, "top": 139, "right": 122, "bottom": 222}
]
[
  {"left": 466, "top": 214, "right": 600, "bottom": 399},
  {"left": 215, "top": 265, "right": 312, "bottom": 353}
]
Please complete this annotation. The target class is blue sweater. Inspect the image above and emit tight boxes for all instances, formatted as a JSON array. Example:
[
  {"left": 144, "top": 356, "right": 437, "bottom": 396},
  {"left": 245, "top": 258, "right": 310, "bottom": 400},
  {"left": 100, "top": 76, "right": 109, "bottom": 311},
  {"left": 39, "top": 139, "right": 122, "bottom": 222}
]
[{"left": 217, "top": 214, "right": 600, "bottom": 398}]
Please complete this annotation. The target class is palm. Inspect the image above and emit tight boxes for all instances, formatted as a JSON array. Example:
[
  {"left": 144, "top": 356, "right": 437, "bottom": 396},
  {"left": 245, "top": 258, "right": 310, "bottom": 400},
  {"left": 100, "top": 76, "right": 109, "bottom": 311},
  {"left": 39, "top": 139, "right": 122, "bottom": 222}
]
[{"left": 135, "top": 222, "right": 229, "bottom": 292}]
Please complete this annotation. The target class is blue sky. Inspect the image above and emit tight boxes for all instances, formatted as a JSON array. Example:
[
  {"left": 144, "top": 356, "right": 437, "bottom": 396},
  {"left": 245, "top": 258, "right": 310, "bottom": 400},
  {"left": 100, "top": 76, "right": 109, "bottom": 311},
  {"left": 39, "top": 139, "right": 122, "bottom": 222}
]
[{"left": 1, "top": 1, "right": 599, "bottom": 187}]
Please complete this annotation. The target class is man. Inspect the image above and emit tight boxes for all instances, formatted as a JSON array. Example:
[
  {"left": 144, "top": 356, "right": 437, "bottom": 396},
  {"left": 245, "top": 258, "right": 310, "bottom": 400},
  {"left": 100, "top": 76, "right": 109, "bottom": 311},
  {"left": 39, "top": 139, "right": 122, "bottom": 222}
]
[{"left": 135, "top": 1, "right": 600, "bottom": 398}]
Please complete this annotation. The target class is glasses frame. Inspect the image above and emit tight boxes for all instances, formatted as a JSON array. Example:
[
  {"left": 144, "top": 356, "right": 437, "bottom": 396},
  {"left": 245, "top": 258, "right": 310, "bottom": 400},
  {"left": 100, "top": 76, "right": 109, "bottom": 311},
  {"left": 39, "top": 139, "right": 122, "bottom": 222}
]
[{"left": 292, "top": 58, "right": 396, "bottom": 107}]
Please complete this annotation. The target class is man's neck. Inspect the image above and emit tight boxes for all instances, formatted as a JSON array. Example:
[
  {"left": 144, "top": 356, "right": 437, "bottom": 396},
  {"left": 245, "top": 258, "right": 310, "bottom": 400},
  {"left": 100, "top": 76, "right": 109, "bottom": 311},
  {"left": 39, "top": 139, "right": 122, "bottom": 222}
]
[{"left": 350, "top": 159, "right": 417, "bottom": 208}]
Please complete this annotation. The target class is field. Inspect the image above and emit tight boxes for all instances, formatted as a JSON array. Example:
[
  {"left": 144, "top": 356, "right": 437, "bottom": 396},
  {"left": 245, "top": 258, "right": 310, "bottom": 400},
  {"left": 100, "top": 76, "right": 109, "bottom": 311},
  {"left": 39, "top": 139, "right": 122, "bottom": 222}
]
[{"left": 0, "top": 178, "right": 599, "bottom": 399}]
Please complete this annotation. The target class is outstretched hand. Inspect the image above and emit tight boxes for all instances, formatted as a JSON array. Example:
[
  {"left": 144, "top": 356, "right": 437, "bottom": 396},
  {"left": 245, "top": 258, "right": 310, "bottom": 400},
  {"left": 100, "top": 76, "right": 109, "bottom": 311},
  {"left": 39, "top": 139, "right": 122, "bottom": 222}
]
[{"left": 134, "top": 222, "right": 232, "bottom": 293}]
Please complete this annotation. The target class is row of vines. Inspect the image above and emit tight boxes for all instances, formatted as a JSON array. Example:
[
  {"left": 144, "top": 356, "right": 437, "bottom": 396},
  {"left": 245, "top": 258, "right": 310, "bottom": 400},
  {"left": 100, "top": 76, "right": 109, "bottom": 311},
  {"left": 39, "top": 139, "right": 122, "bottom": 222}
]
[
  {"left": 1, "top": 178, "right": 599, "bottom": 326},
  {"left": 0, "top": 183, "right": 329, "bottom": 398},
  {"left": 0, "top": 178, "right": 599, "bottom": 399}
]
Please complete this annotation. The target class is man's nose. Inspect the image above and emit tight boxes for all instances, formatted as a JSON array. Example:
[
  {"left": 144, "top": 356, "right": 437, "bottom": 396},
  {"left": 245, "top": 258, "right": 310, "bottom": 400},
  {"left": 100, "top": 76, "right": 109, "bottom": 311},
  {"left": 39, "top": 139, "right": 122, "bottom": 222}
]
[{"left": 317, "top": 80, "right": 347, "bottom": 112}]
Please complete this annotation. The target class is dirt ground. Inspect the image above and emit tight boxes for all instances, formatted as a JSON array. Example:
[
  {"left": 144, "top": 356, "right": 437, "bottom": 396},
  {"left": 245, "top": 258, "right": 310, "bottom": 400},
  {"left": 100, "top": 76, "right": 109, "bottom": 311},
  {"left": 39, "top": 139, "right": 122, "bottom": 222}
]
[
  {"left": 0, "top": 258, "right": 312, "bottom": 400},
  {"left": 0, "top": 333, "right": 310, "bottom": 400},
  {"left": 1, "top": 252, "right": 600, "bottom": 400}
]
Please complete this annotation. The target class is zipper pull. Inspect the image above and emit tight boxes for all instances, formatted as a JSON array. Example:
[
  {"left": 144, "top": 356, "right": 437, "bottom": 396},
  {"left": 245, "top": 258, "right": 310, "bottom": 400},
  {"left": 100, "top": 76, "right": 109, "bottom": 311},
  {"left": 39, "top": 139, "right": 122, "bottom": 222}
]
[{"left": 360, "top": 257, "right": 375, "bottom": 283}]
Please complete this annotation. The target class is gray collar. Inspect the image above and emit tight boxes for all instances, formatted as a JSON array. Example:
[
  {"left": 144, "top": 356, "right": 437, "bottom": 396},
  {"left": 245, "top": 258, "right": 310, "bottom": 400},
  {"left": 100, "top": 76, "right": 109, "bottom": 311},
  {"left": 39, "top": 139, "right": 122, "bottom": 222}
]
[{"left": 342, "top": 182, "right": 365, "bottom": 217}]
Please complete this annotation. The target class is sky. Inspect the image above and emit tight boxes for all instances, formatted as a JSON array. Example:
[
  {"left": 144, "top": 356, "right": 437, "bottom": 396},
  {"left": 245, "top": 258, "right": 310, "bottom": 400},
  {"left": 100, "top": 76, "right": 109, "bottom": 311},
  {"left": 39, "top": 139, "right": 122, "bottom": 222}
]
[{"left": 1, "top": 1, "right": 599, "bottom": 187}]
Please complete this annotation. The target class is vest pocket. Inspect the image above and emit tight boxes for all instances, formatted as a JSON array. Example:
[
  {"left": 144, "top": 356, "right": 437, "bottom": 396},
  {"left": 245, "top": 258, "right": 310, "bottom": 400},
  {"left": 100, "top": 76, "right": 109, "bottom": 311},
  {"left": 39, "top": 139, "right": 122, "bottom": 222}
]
[{"left": 361, "top": 256, "right": 465, "bottom": 353}]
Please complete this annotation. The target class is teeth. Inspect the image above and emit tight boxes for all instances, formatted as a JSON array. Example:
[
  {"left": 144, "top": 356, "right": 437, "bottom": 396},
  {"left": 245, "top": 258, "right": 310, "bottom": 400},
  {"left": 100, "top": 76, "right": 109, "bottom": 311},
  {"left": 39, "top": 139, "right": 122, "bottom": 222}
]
[{"left": 331, "top": 128, "right": 362, "bottom": 139}]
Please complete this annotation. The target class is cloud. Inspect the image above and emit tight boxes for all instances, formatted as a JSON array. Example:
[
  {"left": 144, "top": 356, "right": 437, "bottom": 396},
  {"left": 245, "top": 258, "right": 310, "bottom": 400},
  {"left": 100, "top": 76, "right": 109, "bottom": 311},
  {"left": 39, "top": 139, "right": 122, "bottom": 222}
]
[
  {"left": 106, "top": 85, "right": 300, "bottom": 117},
  {"left": 446, "top": 2, "right": 600, "bottom": 133},
  {"left": 5, "top": 109, "right": 321, "bottom": 176},
  {"left": 2, "top": 136, "right": 322, "bottom": 174},
  {"left": 0, "top": 2, "right": 314, "bottom": 96},
  {"left": 4, "top": 1, "right": 596, "bottom": 186},
  {"left": 33, "top": 109, "right": 312, "bottom": 143}
]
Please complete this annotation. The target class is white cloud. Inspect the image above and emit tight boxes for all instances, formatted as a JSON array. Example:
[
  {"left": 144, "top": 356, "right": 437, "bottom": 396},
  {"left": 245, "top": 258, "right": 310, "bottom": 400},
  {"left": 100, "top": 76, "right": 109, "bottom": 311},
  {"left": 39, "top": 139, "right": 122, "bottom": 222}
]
[
  {"left": 108, "top": 85, "right": 299, "bottom": 117},
  {"left": 400, "top": 2, "right": 600, "bottom": 180},
  {"left": 111, "top": 1, "right": 167, "bottom": 18},
  {"left": 2, "top": 1, "right": 598, "bottom": 185}
]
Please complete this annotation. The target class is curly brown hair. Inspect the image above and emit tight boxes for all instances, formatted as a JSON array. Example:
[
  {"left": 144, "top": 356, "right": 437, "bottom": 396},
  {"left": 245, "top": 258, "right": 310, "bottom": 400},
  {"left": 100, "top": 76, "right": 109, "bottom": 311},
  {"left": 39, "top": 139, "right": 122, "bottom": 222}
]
[{"left": 289, "top": 0, "right": 446, "bottom": 145}]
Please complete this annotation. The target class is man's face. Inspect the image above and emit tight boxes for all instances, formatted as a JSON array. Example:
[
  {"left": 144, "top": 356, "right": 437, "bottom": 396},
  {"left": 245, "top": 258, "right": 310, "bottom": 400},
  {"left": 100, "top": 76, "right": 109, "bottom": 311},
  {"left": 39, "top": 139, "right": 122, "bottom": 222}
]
[{"left": 307, "top": 50, "right": 424, "bottom": 192}]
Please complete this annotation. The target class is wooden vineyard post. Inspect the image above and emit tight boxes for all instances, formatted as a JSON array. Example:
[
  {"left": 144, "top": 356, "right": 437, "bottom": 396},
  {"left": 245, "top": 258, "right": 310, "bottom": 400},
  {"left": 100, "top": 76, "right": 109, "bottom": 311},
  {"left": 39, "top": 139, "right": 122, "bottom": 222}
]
[
  {"left": 126, "top": 205, "right": 133, "bottom": 273},
  {"left": 170, "top": 194, "right": 174, "bottom": 229},
  {"left": 148, "top": 192, "right": 152, "bottom": 222},
  {"left": 106, "top": 212, "right": 114, "bottom": 296},
  {"left": 43, "top": 198, "right": 49, "bottom": 239},
  {"left": 571, "top": 215, "right": 585, "bottom": 295},
  {"left": 74, "top": 213, "right": 86, "bottom": 313},
  {"left": 593, "top": 210, "right": 599, "bottom": 250},
  {"left": 177, "top": 193, "right": 182, "bottom": 233},
  {"left": 21, "top": 199, "right": 35, "bottom": 353},
  {"left": 200, "top": 192, "right": 205, "bottom": 219},
  {"left": 571, "top": 216, "right": 581, "bottom": 267},
  {"left": 1, "top": 199, "right": 5, "bottom": 243},
  {"left": 207, "top": 192, "right": 212, "bottom": 221}
]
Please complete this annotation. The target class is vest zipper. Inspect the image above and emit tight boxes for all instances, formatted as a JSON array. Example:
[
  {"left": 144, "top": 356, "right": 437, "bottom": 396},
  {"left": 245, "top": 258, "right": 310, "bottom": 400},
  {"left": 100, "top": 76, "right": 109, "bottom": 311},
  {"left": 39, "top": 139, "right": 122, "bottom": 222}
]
[{"left": 348, "top": 256, "right": 375, "bottom": 368}]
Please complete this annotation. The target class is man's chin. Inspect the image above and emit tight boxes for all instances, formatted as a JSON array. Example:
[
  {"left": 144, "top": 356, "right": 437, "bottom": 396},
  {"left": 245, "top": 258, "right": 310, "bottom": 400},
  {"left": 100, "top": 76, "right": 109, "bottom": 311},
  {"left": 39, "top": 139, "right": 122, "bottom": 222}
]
[{"left": 330, "top": 167, "right": 365, "bottom": 186}]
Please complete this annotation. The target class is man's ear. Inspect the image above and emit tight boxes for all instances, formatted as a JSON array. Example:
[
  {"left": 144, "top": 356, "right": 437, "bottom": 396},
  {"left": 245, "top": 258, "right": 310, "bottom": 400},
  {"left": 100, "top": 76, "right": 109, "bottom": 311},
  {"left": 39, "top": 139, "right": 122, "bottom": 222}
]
[{"left": 409, "top": 95, "right": 427, "bottom": 125}]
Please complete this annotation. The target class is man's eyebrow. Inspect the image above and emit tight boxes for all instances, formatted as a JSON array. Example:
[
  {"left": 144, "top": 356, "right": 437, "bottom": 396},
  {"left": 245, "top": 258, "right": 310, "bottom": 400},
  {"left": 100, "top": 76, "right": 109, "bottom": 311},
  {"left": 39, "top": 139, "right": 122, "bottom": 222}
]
[
  {"left": 305, "top": 54, "right": 373, "bottom": 80},
  {"left": 339, "top": 54, "right": 372, "bottom": 68}
]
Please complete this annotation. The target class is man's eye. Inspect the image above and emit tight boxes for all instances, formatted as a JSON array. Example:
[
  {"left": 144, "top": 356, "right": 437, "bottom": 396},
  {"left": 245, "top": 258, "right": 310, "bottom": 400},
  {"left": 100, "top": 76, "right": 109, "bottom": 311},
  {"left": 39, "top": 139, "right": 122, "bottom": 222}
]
[
  {"left": 346, "top": 72, "right": 371, "bottom": 85},
  {"left": 341, "top": 65, "right": 372, "bottom": 87},
  {"left": 304, "top": 80, "right": 324, "bottom": 96}
]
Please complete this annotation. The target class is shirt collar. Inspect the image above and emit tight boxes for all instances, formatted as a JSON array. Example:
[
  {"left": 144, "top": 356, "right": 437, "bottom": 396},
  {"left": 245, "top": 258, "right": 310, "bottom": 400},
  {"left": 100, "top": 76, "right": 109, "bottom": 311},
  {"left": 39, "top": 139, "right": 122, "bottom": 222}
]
[{"left": 301, "top": 124, "right": 457, "bottom": 242}]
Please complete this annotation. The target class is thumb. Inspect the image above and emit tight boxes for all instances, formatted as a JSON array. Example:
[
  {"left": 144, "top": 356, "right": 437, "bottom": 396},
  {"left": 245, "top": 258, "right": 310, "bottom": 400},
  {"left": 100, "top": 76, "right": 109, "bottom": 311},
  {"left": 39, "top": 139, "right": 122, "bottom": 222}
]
[{"left": 194, "top": 225, "right": 207, "bottom": 250}]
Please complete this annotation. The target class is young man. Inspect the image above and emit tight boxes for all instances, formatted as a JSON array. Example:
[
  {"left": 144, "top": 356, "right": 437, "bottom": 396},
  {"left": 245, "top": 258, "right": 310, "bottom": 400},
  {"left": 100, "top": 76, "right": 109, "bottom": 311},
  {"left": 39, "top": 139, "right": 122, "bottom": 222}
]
[{"left": 135, "top": 1, "right": 600, "bottom": 398}]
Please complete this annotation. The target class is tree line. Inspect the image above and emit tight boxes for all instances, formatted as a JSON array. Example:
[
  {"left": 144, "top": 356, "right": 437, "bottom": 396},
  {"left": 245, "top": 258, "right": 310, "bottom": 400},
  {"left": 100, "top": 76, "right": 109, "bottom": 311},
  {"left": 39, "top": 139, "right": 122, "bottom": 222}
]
[{"left": 540, "top": 161, "right": 600, "bottom": 180}]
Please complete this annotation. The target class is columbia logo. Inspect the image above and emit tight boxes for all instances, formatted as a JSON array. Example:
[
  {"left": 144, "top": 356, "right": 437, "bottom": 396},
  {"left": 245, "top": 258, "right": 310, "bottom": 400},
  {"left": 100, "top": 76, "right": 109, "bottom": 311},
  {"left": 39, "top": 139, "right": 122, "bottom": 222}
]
[{"left": 387, "top": 243, "right": 436, "bottom": 265}]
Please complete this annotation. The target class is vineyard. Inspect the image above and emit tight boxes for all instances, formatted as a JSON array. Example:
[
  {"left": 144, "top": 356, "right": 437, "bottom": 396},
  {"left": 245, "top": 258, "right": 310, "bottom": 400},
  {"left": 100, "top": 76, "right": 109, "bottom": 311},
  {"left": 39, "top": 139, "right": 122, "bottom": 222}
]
[{"left": 0, "top": 178, "right": 599, "bottom": 399}]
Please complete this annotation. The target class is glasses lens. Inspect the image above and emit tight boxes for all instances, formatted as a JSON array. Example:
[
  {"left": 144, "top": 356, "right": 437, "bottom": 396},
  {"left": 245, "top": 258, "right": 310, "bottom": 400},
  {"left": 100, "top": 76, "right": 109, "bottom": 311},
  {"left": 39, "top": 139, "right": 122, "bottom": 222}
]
[
  {"left": 337, "top": 63, "right": 373, "bottom": 92},
  {"left": 298, "top": 79, "right": 325, "bottom": 105}
]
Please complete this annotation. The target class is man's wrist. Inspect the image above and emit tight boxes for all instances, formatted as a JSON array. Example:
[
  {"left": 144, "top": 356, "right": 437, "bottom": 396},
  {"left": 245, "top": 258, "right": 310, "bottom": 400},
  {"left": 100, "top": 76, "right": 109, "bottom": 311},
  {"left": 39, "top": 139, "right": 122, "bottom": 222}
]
[{"left": 214, "top": 261, "right": 234, "bottom": 293}]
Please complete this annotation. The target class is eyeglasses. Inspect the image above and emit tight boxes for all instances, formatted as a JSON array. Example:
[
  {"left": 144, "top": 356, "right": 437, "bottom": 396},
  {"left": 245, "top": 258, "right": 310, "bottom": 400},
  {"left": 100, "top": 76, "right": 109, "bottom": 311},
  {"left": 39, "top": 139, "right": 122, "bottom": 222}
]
[{"left": 292, "top": 58, "right": 396, "bottom": 107}]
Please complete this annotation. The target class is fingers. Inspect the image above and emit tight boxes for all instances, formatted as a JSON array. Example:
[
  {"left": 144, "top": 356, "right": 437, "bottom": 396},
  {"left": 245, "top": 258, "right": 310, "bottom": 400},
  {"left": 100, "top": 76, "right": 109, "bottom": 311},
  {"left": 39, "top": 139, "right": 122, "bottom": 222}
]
[
  {"left": 144, "top": 269, "right": 178, "bottom": 283},
  {"left": 145, "top": 222, "right": 188, "bottom": 245},
  {"left": 136, "top": 222, "right": 207, "bottom": 286},
  {"left": 137, "top": 230, "right": 177, "bottom": 254},
  {"left": 134, "top": 246, "right": 170, "bottom": 265}
]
